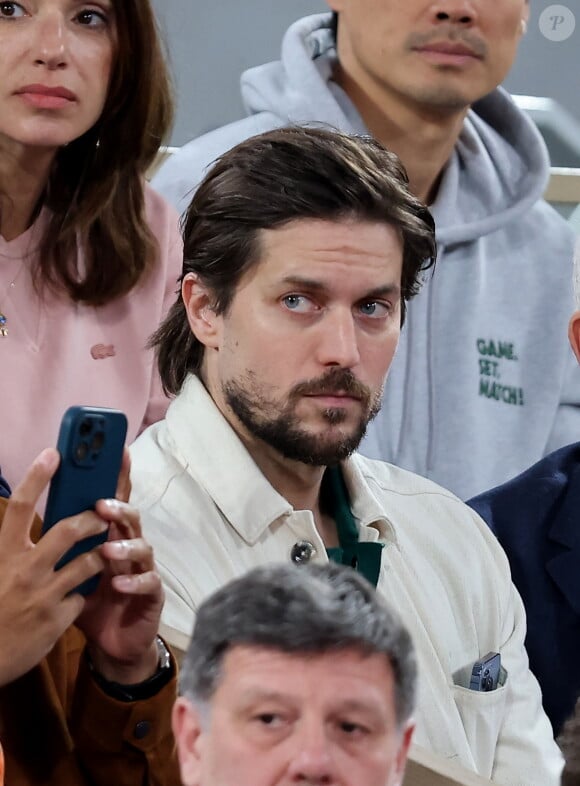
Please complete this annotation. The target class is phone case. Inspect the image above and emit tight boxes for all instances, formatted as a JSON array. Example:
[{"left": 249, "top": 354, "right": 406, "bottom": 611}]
[{"left": 43, "top": 406, "right": 128, "bottom": 595}]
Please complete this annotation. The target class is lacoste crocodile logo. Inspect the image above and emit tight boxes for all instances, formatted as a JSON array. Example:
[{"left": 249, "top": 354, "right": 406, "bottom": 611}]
[{"left": 90, "top": 344, "right": 116, "bottom": 360}]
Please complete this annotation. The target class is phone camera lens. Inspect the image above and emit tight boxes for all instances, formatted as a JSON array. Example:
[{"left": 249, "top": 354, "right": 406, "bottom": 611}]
[
  {"left": 79, "top": 419, "right": 92, "bottom": 437},
  {"left": 482, "top": 669, "right": 493, "bottom": 691},
  {"left": 75, "top": 442, "right": 89, "bottom": 462},
  {"left": 90, "top": 431, "right": 104, "bottom": 452}
]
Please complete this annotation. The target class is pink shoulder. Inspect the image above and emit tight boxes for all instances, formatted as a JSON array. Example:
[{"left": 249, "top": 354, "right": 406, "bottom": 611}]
[{"left": 144, "top": 182, "right": 182, "bottom": 242}]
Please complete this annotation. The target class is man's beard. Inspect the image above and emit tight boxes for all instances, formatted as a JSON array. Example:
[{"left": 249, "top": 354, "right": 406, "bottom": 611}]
[{"left": 223, "top": 367, "right": 382, "bottom": 466}]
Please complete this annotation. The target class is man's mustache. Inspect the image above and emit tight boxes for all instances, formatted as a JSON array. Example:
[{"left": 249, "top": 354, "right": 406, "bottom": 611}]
[
  {"left": 290, "top": 368, "right": 372, "bottom": 404},
  {"left": 407, "top": 26, "right": 488, "bottom": 59}
]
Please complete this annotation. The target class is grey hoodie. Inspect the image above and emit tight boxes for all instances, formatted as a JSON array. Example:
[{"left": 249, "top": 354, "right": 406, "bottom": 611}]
[{"left": 153, "top": 13, "right": 578, "bottom": 500}]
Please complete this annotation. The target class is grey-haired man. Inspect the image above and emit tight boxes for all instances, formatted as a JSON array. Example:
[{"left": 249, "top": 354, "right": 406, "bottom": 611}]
[{"left": 173, "top": 563, "right": 417, "bottom": 786}]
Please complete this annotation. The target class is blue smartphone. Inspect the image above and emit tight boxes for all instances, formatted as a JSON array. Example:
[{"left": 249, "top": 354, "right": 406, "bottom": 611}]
[{"left": 42, "top": 406, "right": 128, "bottom": 596}]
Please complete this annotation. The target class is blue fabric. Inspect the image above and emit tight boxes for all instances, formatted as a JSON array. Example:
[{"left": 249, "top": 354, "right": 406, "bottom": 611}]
[
  {"left": 0, "top": 470, "right": 10, "bottom": 499},
  {"left": 468, "top": 443, "right": 580, "bottom": 734}
]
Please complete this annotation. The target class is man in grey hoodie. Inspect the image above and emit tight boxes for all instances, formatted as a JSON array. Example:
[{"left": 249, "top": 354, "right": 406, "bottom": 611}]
[{"left": 152, "top": 2, "right": 578, "bottom": 500}]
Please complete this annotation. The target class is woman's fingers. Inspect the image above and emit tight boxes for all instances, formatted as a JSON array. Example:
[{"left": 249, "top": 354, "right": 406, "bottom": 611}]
[
  {"left": 1, "top": 449, "right": 59, "bottom": 547},
  {"left": 115, "top": 448, "right": 132, "bottom": 503},
  {"left": 96, "top": 498, "right": 141, "bottom": 538},
  {"left": 101, "top": 536, "right": 154, "bottom": 568},
  {"left": 37, "top": 510, "right": 108, "bottom": 572},
  {"left": 111, "top": 570, "right": 162, "bottom": 596},
  {"left": 51, "top": 545, "right": 106, "bottom": 598}
]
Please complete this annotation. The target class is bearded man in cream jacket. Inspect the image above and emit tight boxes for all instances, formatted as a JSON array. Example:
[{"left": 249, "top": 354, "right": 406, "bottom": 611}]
[{"left": 131, "top": 127, "right": 561, "bottom": 785}]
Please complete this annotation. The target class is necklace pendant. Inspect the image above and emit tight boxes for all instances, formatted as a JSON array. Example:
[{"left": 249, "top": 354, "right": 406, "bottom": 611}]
[{"left": 0, "top": 313, "right": 7, "bottom": 337}]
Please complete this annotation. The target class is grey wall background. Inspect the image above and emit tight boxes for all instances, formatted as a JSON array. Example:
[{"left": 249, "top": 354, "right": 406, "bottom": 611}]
[{"left": 152, "top": 0, "right": 579, "bottom": 148}]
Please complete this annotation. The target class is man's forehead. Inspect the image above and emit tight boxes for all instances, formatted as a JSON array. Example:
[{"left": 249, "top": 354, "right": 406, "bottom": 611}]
[
  {"left": 212, "top": 645, "right": 397, "bottom": 717},
  {"left": 258, "top": 216, "right": 402, "bottom": 248},
  {"left": 248, "top": 217, "right": 403, "bottom": 281}
]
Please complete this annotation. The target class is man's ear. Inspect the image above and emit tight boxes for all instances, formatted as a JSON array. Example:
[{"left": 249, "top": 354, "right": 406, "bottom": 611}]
[
  {"left": 568, "top": 311, "right": 580, "bottom": 363},
  {"left": 182, "top": 273, "right": 221, "bottom": 350},
  {"left": 172, "top": 697, "right": 204, "bottom": 786},
  {"left": 390, "top": 721, "right": 415, "bottom": 786},
  {"left": 520, "top": 0, "right": 530, "bottom": 33}
]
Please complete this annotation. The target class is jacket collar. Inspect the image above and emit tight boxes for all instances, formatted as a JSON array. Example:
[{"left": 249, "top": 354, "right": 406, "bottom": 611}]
[{"left": 165, "top": 375, "right": 396, "bottom": 547}]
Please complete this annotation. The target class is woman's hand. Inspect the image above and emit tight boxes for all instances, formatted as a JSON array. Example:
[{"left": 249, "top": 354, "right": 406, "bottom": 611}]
[
  {"left": 0, "top": 448, "right": 164, "bottom": 688},
  {"left": 0, "top": 450, "right": 107, "bottom": 686},
  {"left": 77, "top": 494, "right": 164, "bottom": 685}
]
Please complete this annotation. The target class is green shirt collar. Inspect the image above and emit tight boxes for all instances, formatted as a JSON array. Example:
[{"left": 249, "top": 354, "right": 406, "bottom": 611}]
[{"left": 323, "top": 466, "right": 383, "bottom": 587}]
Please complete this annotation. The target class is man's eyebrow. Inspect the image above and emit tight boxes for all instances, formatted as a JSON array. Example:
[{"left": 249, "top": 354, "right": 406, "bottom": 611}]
[
  {"left": 236, "top": 688, "right": 295, "bottom": 707},
  {"left": 279, "top": 275, "right": 328, "bottom": 292},
  {"left": 332, "top": 698, "right": 386, "bottom": 717},
  {"left": 361, "top": 284, "right": 401, "bottom": 300},
  {"left": 278, "top": 276, "right": 401, "bottom": 299}
]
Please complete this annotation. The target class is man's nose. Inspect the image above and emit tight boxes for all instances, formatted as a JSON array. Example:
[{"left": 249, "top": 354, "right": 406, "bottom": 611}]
[
  {"left": 285, "top": 721, "right": 336, "bottom": 784},
  {"left": 33, "top": 13, "right": 68, "bottom": 70},
  {"left": 428, "top": 0, "right": 478, "bottom": 26},
  {"left": 315, "top": 308, "right": 361, "bottom": 369}
]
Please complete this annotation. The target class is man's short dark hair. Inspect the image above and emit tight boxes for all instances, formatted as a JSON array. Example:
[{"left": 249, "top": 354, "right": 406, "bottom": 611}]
[
  {"left": 152, "top": 126, "right": 436, "bottom": 395},
  {"left": 179, "top": 562, "right": 418, "bottom": 728}
]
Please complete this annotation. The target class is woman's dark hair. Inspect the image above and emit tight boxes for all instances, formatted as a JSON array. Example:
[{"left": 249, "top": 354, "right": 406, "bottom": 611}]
[
  {"left": 37, "top": 0, "right": 174, "bottom": 306},
  {"left": 152, "top": 126, "right": 436, "bottom": 395}
]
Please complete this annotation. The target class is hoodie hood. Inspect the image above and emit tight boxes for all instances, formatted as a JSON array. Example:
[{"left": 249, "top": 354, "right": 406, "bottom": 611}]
[{"left": 240, "top": 13, "right": 551, "bottom": 246}]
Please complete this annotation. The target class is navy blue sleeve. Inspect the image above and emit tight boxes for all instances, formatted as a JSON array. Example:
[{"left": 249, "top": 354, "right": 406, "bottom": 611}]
[
  {"left": 0, "top": 470, "right": 11, "bottom": 498},
  {"left": 467, "top": 492, "right": 496, "bottom": 533}
]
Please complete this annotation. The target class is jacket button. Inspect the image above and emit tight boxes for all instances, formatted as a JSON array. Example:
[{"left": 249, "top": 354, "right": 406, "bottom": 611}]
[
  {"left": 133, "top": 720, "right": 151, "bottom": 740},
  {"left": 291, "top": 541, "right": 315, "bottom": 564}
]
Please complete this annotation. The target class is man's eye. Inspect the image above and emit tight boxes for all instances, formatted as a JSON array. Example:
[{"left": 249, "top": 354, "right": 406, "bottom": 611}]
[
  {"left": 254, "top": 713, "right": 283, "bottom": 727},
  {"left": 339, "top": 720, "right": 367, "bottom": 736},
  {"left": 358, "top": 301, "right": 390, "bottom": 318},
  {"left": 282, "top": 294, "right": 315, "bottom": 313},
  {"left": 0, "top": 2, "right": 26, "bottom": 18}
]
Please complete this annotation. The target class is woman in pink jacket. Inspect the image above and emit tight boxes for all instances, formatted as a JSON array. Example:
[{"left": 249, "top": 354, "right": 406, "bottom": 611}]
[{"left": 0, "top": 0, "right": 182, "bottom": 492}]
